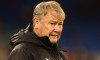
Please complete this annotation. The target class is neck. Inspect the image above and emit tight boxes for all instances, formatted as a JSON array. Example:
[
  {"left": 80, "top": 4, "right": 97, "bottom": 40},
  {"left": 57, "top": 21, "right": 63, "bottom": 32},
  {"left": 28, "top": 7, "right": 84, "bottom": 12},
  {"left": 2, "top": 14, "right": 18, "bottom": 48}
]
[{"left": 33, "top": 28, "right": 41, "bottom": 37}]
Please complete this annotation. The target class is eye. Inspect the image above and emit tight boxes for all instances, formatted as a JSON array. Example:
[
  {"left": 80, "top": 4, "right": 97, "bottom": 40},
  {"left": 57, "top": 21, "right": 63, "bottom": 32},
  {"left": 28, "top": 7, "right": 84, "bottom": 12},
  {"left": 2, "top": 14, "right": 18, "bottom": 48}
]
[
  {"left": 59, "top": 23, "right": 63, "bottom": 25},
  {"left": 50, "top": 23, "right": 55, "bottom": 25}
]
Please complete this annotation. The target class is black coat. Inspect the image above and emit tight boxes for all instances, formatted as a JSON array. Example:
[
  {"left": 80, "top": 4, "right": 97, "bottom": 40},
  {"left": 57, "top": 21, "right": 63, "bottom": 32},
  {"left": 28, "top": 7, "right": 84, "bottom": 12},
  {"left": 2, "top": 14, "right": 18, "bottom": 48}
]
[{"left": 8, "top": 24, "right": 67, "bottom": 60}]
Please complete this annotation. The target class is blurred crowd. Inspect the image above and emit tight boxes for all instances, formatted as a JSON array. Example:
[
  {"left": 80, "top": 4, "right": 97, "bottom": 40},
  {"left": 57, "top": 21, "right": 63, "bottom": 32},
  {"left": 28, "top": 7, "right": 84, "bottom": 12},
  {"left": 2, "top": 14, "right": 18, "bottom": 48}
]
[{"left": 0, "top": 22, "right": 11, "bottom": 60}]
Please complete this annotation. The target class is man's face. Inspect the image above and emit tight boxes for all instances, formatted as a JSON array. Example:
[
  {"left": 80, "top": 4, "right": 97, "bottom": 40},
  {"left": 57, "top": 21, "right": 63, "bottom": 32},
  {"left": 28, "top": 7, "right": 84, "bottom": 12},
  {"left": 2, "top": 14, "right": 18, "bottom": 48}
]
[{"left": 35, "top": 10, "right": 64, "bottom": 44}]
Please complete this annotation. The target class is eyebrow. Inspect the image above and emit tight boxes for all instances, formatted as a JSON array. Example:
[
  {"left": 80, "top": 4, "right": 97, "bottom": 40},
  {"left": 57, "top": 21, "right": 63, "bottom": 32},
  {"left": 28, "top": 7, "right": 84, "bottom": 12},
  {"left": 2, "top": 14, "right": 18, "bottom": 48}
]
[
  {"left": 49, "top": 20, "right": 63, "bottom": 23},
  {"left": 48, "top": 20, "right": 56, "bottom": 23}
]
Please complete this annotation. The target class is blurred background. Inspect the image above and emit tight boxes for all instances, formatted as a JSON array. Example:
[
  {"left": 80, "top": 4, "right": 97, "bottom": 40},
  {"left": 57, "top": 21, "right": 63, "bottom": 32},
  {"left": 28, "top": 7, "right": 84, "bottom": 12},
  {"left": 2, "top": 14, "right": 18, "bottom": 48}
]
[{"left": 0, "top": 0, "right": 100, "bottom": 60}]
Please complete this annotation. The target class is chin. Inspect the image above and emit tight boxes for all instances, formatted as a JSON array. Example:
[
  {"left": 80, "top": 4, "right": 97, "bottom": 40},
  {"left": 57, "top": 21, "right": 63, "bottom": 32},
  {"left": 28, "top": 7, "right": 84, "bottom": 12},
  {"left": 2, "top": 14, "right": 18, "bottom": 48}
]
[{"left": 50, "top": 39, "right": 58, "bottom": 44}]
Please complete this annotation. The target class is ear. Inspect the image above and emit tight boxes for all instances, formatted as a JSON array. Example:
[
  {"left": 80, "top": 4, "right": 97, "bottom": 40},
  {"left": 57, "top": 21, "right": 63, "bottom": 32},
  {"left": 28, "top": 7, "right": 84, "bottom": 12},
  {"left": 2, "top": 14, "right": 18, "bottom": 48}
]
[
  {"left": 33, "top": 17, "right": 39, "bottom": 24},
  {"left": 33, "top": 17, "right": 40, "bottom": 28}
]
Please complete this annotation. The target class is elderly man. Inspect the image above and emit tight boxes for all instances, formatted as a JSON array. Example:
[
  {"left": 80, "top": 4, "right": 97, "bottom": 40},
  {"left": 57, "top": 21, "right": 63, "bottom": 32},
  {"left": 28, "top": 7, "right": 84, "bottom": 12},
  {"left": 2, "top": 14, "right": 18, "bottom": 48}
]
[{"left": 8, "top": 1, "right": 67, "bottom": 60}]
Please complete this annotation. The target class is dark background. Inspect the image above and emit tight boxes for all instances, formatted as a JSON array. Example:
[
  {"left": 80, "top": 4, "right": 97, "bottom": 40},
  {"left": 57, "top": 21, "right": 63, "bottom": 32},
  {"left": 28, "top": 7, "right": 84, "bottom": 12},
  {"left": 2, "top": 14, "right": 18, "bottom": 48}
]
[{"left": 0, "top": 0, "right": 100, "bottom": 60}]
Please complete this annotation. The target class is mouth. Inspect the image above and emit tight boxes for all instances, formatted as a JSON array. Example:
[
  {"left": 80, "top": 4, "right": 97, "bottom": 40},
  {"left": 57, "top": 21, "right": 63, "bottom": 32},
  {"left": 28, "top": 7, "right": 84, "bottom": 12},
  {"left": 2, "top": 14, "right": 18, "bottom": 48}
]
[
  {"left": 50, "top": 35, "right": 58, "bottom": 38},
  {"left": 50, "top": 33, "right": 59, "bottom": 36},
  {"left": 51, "top": 35, "right": 58, "bottom": 36},
  {"left": 49, "top": 33, "right": 59, "bottom": 39}
]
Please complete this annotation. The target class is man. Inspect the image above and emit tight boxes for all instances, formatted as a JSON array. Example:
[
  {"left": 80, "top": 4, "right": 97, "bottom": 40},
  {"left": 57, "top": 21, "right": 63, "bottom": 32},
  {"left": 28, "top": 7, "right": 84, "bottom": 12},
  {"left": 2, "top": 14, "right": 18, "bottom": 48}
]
[{"left": 8, "top": 1, "right": 67, "bottom": 60}]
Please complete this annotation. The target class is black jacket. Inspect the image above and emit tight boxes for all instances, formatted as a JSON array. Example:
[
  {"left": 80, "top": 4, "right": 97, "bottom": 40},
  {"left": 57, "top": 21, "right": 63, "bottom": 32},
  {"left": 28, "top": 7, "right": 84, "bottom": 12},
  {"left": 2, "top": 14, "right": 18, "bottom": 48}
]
[{"left": 8, "top": 24, "right": 67, "bottom": 60}]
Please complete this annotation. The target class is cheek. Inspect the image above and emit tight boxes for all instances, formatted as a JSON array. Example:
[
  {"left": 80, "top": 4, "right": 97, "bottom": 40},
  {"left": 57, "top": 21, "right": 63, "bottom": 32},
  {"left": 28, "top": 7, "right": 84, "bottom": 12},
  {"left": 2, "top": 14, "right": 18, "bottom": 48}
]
[
  {"left": 60, "top": 29, "right": 63, "bottom": 33},
  {"left": 46, "top": 25, "right": 53, "bottom": 31},
  {"left": 47, "top": 29, "right": 53, "bottom": 35},
  {"left": 60, "top": 27, "right": 63, "bottom": 32},
  {"left": 42, "top": 25, "right": 52, "bottom": 36}
]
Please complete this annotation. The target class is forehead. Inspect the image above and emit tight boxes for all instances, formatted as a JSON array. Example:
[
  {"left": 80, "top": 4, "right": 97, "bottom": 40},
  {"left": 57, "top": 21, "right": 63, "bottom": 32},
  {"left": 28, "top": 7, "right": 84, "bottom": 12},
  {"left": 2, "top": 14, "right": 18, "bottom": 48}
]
[{"left": 46, "top": 10, "right": 63, "bottom": 22}]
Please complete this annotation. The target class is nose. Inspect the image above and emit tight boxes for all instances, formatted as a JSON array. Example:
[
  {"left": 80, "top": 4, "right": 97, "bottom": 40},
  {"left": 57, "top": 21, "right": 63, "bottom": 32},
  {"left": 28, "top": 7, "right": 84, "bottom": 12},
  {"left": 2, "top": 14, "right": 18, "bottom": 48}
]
[{"left": 54, "top": 25, "right": 61, "bottom": 32}]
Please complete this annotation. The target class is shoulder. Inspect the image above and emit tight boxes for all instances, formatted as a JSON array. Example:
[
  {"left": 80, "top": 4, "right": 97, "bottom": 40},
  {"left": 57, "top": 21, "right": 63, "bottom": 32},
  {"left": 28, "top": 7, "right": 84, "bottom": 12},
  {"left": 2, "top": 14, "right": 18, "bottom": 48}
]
[
  {"left": 9, "top": 43, "right": 29, "bottom": 56},
  {"left": 11, "top": 42, "right": 38, "bottom": 53},
  {"left": 10, "top": 42, "right": 42, "bottom": 55},
  {"left": 8, "top": 43, "right": 35, "bottom": 60}
]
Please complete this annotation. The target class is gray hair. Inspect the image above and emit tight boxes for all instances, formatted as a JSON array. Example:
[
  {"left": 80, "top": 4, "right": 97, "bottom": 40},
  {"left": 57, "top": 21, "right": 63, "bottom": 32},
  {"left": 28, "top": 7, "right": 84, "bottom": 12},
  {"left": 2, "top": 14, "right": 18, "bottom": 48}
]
[{"left": 33, "top": 1, "right": 66, "bottom": 21}]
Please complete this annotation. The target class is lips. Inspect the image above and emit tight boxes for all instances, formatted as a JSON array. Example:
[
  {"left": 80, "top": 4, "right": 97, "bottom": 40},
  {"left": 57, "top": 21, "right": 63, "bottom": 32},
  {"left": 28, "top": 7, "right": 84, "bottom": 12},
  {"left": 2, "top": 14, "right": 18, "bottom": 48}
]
[
  {"left": 50, "top": 35, "right": 58, "bottom": 39},
  {"left": 50, "top": 33, "right": 59, "bottom": 37},
  {"left": 51, "top": 35, "right": 58, "bottom": 36},
  {"left": 50, "top": 33, "right": 58, "bottom": 36}
]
